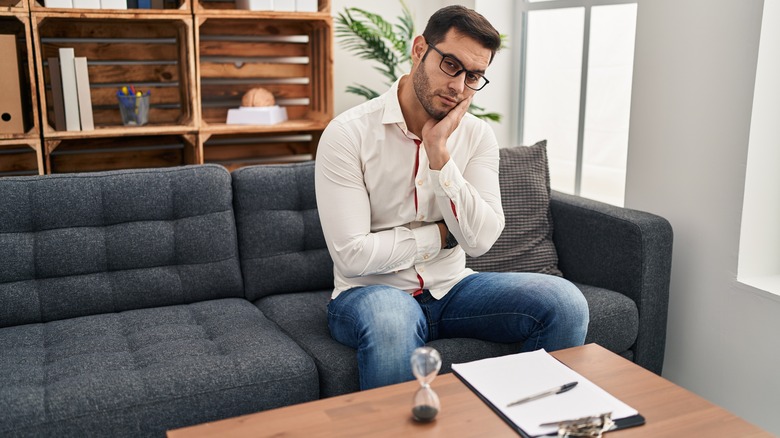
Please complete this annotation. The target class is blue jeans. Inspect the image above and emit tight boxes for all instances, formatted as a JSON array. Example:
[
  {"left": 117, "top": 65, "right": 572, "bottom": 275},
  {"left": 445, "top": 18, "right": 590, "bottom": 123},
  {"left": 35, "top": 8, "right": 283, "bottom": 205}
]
[{"left": 327, "top": 272, "right": 589, "bottom": 390}]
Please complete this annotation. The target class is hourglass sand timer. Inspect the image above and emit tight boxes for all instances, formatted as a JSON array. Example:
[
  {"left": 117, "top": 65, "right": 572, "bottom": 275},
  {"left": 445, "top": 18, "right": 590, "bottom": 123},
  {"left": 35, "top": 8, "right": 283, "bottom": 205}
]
[{"left": 410, "top": 346, "right": 442, "bottom": 422}]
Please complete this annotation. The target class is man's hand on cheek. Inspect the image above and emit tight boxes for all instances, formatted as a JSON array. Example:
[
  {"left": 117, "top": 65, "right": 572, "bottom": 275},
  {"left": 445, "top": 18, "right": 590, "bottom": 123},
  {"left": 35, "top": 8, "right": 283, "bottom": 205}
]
[{"left": 422, "top": 95, "right": 473, "bottom": 170}]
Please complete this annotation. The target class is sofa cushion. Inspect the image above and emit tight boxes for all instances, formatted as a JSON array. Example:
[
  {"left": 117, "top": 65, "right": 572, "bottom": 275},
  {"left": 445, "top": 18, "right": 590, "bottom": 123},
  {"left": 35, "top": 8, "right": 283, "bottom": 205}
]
[
  {"left": 0, "top": 298, "right": 318, "bottom": 437},
  {"left": 232, "top": 162, "right": 333, "bottom": 301},
  {"left": 466, "top": 141, "right": 562, "bottom": 276},
  {"left": 577, "top": 283, "right": 639, "bottom": 355},
  {"left": 257, "top": 283, "right": 637, "bottom": 398},
  {"left": 256, "top": 292, "right": 521, "bottom": 398},
  {"left": 0, "top": 165, "right": 244, "bottom": 328}
]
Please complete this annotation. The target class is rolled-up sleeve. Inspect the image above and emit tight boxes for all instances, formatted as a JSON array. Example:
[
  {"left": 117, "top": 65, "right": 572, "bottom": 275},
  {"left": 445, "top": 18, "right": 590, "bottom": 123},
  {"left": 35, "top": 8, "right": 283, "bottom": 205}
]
[{"left": 429, "top": 125, "right": 504, "bottom": 257}]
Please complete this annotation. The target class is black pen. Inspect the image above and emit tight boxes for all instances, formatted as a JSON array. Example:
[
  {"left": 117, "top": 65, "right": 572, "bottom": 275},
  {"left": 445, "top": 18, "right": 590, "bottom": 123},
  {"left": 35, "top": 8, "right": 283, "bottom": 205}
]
[{"left": 506, "top": 381, "right": 579, "bottom": 407}]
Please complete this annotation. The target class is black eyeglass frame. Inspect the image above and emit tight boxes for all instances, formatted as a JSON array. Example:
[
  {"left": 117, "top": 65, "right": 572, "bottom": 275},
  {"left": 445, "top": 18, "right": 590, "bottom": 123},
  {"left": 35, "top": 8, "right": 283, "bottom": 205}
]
[{"left": 424, "top": 43, "right": 490, "bottom": 91}]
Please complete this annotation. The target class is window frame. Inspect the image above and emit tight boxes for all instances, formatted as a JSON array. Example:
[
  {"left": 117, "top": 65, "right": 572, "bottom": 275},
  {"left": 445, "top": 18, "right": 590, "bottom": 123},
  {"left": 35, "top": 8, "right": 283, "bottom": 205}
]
[{"left": 516, "top": 0, "right": 638, "bottom": 196}]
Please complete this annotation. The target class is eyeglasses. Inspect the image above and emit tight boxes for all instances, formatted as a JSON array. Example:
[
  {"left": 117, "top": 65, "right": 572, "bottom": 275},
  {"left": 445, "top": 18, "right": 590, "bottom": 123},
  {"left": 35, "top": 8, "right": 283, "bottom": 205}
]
[{"left": 425, "top": 44, "right": 490, "bottom": 91}]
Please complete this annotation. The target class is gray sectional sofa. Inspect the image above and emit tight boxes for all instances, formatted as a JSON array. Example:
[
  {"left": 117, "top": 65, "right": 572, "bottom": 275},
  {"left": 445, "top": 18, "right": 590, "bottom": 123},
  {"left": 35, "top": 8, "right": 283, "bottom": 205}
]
[{"left": 0, "top": 159, "right": 672, "bottom": 437}]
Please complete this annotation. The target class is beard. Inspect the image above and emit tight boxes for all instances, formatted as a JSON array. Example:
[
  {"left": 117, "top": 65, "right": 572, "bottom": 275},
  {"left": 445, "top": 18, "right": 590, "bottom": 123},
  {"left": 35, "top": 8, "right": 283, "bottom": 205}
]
[{"left": 412, "top": 64, "right": 460, "bottom": 121}]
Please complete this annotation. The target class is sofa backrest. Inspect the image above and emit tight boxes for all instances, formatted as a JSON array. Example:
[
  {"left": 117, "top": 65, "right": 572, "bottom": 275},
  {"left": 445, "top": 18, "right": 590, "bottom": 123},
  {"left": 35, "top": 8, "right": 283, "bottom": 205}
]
[
  {"left": 0, "top": 165, "right": 244, "bottom": 328},
  {"left": 231, "top": 161, "right": 333, "bottom": 301}
]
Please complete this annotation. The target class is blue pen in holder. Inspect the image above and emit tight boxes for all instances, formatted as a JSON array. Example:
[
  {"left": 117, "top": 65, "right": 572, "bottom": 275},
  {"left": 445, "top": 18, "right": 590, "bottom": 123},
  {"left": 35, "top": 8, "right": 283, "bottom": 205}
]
[{"left": 117, "top": 92, "right": 150, "bottom": 126}]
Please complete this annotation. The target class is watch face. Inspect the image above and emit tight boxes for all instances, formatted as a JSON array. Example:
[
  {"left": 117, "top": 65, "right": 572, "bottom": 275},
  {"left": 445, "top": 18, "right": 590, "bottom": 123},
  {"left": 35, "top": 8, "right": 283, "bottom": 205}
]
[{"left": 446, "top": 231, "right": 458, "bottom": 249}]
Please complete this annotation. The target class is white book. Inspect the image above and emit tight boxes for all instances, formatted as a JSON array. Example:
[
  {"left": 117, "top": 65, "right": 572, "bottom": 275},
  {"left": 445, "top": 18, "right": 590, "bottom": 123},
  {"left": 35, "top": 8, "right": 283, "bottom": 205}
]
[
  {"left": 73, "top": 0, "right": 100, "bottom": 7},
  {"left": 99, "top": 0, "right": 126, "bottom": 7},
  {"left": 236, "top": 0, "right": 272, "bottom": 10},
  {"left": 296, "top": 0, "right": 316, "bottom": 12},
  {"left": 74, "top": 57, "right": 94, "bottom": 131},
  {"left": 46, "top": 0, "right": 73, "bottom": 7},
  {"left": 58, "top": 48, "right": 81, "bottom": 132},
  {"left": 274, "top": 0, "right": 294, "bottom": 11}
]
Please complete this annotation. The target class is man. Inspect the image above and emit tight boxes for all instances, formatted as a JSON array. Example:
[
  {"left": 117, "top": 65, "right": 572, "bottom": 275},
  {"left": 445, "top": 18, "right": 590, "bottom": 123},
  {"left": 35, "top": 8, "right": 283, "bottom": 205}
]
[{"left": 315, "top": 5, "right": 588, "bottom": 390}]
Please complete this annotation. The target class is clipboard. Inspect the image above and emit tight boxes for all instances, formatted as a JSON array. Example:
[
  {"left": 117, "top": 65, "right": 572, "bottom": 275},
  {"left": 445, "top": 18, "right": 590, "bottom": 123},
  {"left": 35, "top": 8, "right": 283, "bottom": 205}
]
[{"left": 451, "top": 350, "right": 646, "bottom": 437}]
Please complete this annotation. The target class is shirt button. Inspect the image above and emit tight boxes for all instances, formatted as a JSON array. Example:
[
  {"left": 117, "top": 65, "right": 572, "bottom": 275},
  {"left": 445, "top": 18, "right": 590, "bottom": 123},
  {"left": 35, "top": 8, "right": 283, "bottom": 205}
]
[
  {"left": 444, "top": 180, "right": 451, "bottom": 187},
  {"left": 419, "top": 267, "right": 426, "bottom": 273},
  {"left": 423, "top": 254, "right": 429, "bottom": 260},
  {"left": 417, "top": 180, "right": 423, "bottom": 186}
]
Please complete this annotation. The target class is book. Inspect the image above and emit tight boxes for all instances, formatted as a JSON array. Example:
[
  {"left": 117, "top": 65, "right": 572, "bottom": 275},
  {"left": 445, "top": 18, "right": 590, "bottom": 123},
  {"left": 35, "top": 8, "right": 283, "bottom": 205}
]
[
  {"left": 99, "top": 0, "right": 127, "bottom": 8},
  {"left": 0, "top": 34, "right": 25, "bottom": 134},
  {"left": 48, "top": 57, "right": 66, "bottom": 131},
  {"left": 274, "top": 0, "right": 295, "bottom": 11},
  {"left": 74, "top": 57, "right": 94, "bottom": 131},
  {"left": 236, "top": 0, "right": 272, "bottom": 10},
  {"left": 296, "top": 0, "right": 317, "bottom": 12},
  {"left": 58, "top": 48, "right": 81, "bottom": 131},
  {"left": 451, "top": 349, "right": 644, "bottom": 437},
  {"left": 137, "top": 0, "right": 150, "bottom": 8},
  {"left": 73, "top": 0, "right": 100, "bottom": 8},
  {"left": 45, "top": 0, "right": 74, "bottom": 7}
]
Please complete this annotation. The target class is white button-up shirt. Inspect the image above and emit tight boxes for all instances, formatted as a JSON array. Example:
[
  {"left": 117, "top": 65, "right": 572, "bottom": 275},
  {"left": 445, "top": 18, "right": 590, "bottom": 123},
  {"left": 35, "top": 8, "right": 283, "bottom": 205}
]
[{"left": 315, "top": 77, "right": 505, "bottom": 299}]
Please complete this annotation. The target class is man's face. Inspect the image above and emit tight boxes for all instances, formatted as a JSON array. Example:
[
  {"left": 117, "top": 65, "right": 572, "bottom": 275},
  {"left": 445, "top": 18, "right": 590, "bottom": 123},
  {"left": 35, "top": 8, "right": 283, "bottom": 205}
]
[{"left": 412, "top": 29, "right": 492, "bottom": 120}]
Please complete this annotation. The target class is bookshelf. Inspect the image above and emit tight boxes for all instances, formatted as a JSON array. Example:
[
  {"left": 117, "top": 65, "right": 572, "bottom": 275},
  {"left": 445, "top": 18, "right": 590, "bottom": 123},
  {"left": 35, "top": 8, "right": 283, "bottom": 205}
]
[{"left": 17, "top": 0, "right": 332, "bottom": 174}]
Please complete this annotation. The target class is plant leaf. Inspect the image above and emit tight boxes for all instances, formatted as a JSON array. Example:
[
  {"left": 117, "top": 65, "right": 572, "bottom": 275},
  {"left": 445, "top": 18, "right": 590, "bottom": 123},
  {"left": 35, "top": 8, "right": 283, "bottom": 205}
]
[{"left": 346, "top": 84, "right": 381, "bottom": 101}]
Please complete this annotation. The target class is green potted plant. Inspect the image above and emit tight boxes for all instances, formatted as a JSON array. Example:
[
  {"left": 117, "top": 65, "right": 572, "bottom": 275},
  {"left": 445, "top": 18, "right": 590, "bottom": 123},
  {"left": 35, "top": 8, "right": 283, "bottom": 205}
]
[{"left": 335, "top": 1, "right": 502, "bottom": 122}]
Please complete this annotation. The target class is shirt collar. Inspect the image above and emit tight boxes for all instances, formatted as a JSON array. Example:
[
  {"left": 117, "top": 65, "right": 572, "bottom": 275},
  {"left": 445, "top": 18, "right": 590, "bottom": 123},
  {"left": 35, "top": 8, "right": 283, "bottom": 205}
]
[{"left": 381, "top": 76, "right": 417, "bottom": 139}]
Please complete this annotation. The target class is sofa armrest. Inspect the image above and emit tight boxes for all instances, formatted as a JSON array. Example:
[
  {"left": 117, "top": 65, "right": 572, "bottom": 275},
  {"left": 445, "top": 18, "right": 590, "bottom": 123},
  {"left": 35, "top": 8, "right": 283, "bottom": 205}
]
[{"left": 550, "top": 190, "right": 673, "bottom": 374}]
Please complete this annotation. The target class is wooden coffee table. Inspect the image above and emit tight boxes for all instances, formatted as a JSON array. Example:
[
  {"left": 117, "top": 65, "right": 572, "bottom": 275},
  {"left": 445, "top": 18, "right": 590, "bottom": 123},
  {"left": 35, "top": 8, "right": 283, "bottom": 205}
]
[{"left": 167, "top": 344, "right": 771, "bottom": 437}]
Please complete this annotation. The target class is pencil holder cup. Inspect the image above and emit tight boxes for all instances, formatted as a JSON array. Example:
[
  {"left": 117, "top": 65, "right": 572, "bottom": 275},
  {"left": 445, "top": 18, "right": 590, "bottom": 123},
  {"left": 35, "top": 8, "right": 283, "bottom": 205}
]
[{"left": 117, "top": 94, "right": 150, "bottom": 126}]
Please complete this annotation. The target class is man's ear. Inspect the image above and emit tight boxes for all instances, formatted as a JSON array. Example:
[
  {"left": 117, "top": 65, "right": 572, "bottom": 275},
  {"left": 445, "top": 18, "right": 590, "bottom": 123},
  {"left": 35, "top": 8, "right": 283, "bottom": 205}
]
[{"left": 411, "top": 35, "right": 427, "bottom": 64}]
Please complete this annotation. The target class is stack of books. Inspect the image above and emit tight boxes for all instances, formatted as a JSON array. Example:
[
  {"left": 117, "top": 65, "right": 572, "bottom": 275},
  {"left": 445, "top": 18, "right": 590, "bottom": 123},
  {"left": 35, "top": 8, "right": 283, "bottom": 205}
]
[
  {"left": 48, "top": 48, "right": 94, "bottom": 131},
  {"left": 44, "top": 0, "right": 171, "bottom": 9},
  {"left": 236, "top": 0, "right": 317, "bottom": 12}
]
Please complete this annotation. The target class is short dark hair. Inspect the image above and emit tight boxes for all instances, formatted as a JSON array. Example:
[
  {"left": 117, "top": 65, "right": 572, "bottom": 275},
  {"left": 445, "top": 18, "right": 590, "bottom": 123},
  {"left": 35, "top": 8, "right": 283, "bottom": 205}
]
[{"left": 422, "top": 5, "right": 501, "bottom": 63}]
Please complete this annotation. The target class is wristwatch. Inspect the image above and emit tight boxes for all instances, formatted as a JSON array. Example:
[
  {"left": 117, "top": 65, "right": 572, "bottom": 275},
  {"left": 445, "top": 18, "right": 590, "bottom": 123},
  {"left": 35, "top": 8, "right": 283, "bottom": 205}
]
[{"left": 440, "top": 222, "right": 458, "bottom": 249}]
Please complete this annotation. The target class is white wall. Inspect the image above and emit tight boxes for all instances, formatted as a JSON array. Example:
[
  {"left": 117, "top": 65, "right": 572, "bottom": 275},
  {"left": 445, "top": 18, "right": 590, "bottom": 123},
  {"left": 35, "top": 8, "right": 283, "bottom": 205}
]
[{"left": 626, "top": 0, "right": 780, "bottom": 434}]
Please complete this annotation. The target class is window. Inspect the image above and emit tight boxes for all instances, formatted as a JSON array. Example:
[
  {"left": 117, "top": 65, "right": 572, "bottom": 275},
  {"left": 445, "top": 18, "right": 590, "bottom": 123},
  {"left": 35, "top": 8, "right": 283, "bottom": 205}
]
[
  {"left": 517, "top": 0, "right": 637, "bottom": 206},
  {"left": 737, "top": 0, "right": 780, "bottom": 298}
]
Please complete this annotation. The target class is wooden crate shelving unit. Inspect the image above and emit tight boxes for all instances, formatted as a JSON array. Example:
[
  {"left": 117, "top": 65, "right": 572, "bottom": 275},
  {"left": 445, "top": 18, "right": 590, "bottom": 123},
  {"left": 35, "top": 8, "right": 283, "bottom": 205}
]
[
  {"left": 31, "top": 11, "right": 200, "bottom": 172},
  {"left": 29, "top": 0, "right": 191, "bottom": 15},
  {"left": 0, "top": 0, "right": 26, "bottom": 13},
  {"left": 45, "top": 133, "right": 197, "bottom": 173},
  {"left": 0, "top": 12, "right": 41, "bottom": 175},
  {"left": 195, "top": 8, "right": 332, "bottom": 165},
  {"left": 0, "top": 138, "right": 43, "bottom": 176},
  {"left": 14, "top": 0, "right": 331, "bottom": 174},
  {"left": 32, "top": 13, "right": 198, "bottom": 134},
  {"left": 193, "top": 0, "right": 329, "bottom": 15}
]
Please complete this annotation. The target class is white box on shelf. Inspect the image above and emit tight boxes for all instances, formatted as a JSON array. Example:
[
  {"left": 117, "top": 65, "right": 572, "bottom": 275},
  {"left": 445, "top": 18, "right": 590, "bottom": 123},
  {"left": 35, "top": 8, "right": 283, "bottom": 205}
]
[
  {"left": 296, "top": 0, "right": 317, "bottom": 12},
  {"left": 274, "top": 0, "right": 295, "bottom": 11},
  {"left": 235, "top": 0, "right": 272, "bottom": 10},
  {"left": 100, "top": 0, "right": 127, "bottom": 9},
  {"left": 226, "top": 106, "right": 288, "bottom": 125},
  {"left": 73, "top": 0, "right": 101, "bottom": 8},
  {"left": 45, "top": 0, "right": 74, "bottom": 7}
]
